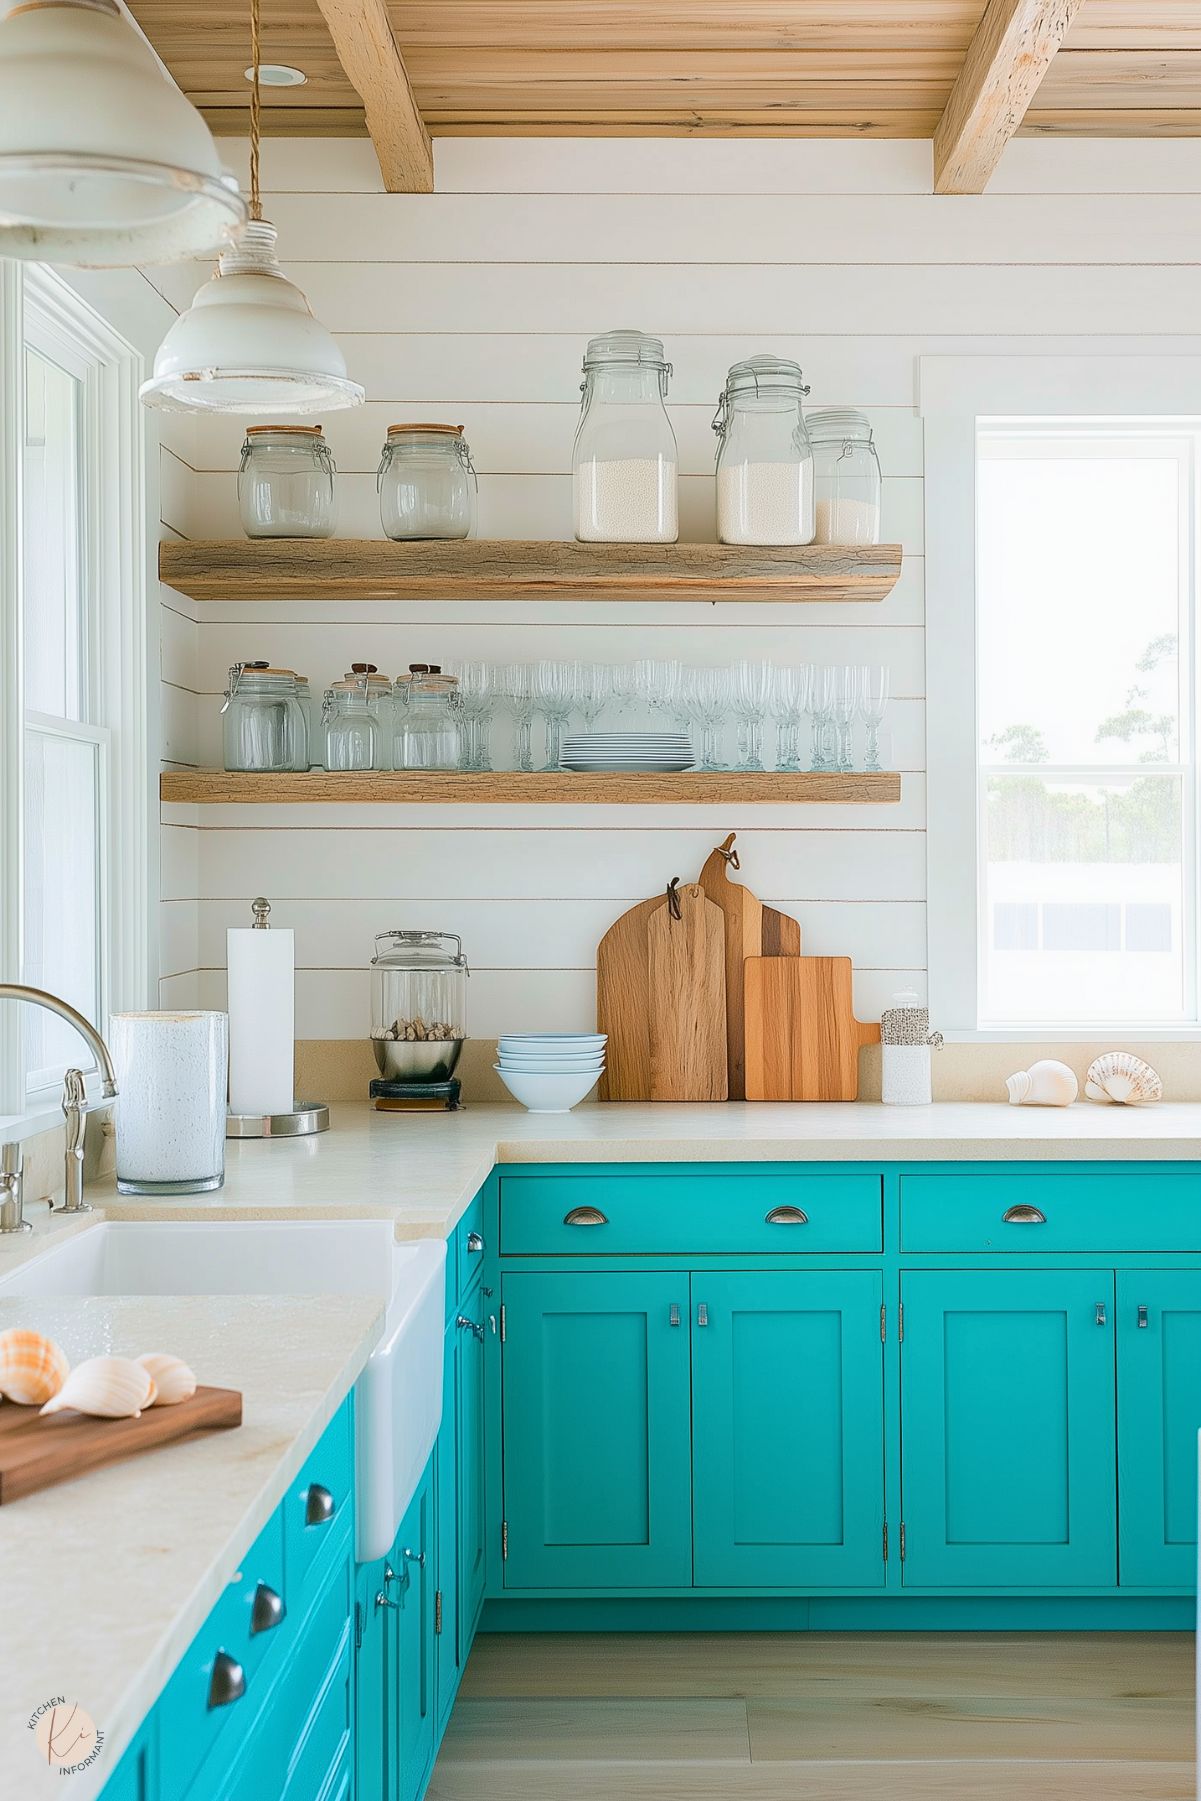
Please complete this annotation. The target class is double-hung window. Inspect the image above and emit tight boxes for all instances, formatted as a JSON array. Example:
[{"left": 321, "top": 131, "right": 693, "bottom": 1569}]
[
  {"left": 923, "top": 356, "right": 1201, "bottom": 1039},
  {"left": 0, "top": 264, "right": 149, "bottom": 1117}
]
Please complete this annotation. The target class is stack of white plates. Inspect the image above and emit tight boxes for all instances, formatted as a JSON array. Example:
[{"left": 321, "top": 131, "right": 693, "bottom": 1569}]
[
  {"left": 495, "top": 1033, "right": 607, "bottom": 1113},
  {"left": 560, "top": 733, "right": 694, "bottom": 773}
]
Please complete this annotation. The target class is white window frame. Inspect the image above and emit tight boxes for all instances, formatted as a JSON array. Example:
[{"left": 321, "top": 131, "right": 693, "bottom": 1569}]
[
  {"left": 922, "top": 354, "right": 1201, "bottom": 1043},
  {"left": 0, "top": 262, "right": 151, "bottom": 1124}
]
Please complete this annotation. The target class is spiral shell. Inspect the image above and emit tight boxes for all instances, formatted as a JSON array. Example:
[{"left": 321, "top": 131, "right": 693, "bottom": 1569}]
[
  {"left": 0, "top": 1328, "right": 69, "bottom": 1406},
  {"left": 136, "top": 1352, "right": 196, "bottom": 1407},
  {"left": 1005, "top": 1059, "right": 1079, "bottom": 1107},
  {"left": 1085, "top": 1051, "right": 1163, "bottom": 1106},
  {"left": 40, "top": 1355, "right": 157, "bottom": 1420}
]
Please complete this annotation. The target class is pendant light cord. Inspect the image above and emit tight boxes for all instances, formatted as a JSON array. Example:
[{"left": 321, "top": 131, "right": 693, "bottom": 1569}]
[{"left": 249, "top": 0, "right": 262, "bottom": 221}]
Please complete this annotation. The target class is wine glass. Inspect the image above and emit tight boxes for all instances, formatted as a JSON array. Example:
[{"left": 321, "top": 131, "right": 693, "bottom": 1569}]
[
  {"left": 858, "top": 664, "right": 891, "bottom": 772},
  {"left": 731, "top": 659, "right": 774, "bottom": 771},
  {"left": 686, "top": 666, "right": 731, "bottom": 770},
  {"left": 771, "top": 664, "right": 813, "bottom": 772},
  {"left": 449, "top": 659, "right": 494, "bottom": 772},
  {"left": 809, "top": 666, "right": 838, "bottom": 772},
  {"left": 574, "top": 661, "right": 612, "bottom": 734},
  {"left": 499, "top": 662, "right": 536, "bottom": 771},
  {"left": 534, "top": 659, "right": 574, "bottom": 769},
  {"left": 833, "top": 666, "right": 860, "bottom": 773}
]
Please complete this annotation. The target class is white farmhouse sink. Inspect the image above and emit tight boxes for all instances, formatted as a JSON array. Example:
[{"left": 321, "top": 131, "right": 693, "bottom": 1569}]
[{"left": 0, "top": 1219, "right": 446, "bottom": 1562}]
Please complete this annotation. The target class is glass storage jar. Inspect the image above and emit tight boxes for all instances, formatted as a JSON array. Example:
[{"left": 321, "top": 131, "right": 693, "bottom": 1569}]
[
  {"left": 807, "top": 408, "right": 882, "bottom": 545},
  {"left": 337, "top": 664, "right": 393, "bottom": 770},
  {"left": 573, "top": 329, "right": 678, "bottom": 543},
  {"left": 237, "top": 425, "right": 336, "bottom": 539},
  {"left": 377, "top": 424, "right": 477, "bottom": 540},
  {"left": 221, "top": 663, "right": 306, "bottom": 772},
  {"left": 392, "top": 665, "right": 462, "bottom": 771},
  {"left": 322, "top": 679, "right": 381, "bottom": 771},
  {"left": 713, "top": 355, "right": 814, "bottom": 546},
  {"left": 371, "top": 930, "right": 469, "bottom": 1083}
]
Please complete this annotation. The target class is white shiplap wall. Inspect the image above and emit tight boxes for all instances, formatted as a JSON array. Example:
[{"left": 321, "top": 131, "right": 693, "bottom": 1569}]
[{"left": 153, "top": 137, "right": 1201, "bottom": 1042}]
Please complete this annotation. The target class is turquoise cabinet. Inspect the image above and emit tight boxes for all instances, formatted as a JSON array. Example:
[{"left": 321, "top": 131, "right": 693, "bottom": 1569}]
[
  {"left": 395, "top": 1468, "right": 436, "bottom": 1801},
  {"left": 501, "top": 1269, "right": 693, "bottom": 1589},
  {"left": 354, "top": 1555, "right": 392, "bottom": 1801},
  {"left": 456, "top": 1281, "right": 487, "bottom": 1640},
  {"left": 691, "top": 1270, "right": 885, "bottom": 1589},
  {"left": 900, "top": 1269, "right": 1117, "bottom": 1589},
  {"left": 1117, "top": 1269, "right": 1201, "bottom": 1588},
  {"left": 434, "top": 1323, "right": 461, "bottom": 1732}
]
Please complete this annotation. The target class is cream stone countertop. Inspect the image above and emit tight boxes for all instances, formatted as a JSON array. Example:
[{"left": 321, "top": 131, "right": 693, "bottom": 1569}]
[
  {"left": 0, "top": 1291, "right": 382, "bottom": 1801},
  {"left": 83, "top": 1100, "right": 1201, "bottom": 1241}
]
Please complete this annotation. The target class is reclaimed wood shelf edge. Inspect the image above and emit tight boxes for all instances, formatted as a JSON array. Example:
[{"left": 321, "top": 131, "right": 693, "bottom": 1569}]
[
  {"left": 160, "top": 770, "right": 902, "bottom": 805},
  {"left": 157, "top": 538, "right": 902, "bottom": 602}
]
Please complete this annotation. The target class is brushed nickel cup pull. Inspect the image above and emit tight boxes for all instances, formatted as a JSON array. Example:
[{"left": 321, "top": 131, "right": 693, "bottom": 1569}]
[
  {"left": 305, "top": 1483, "right": 336, "bottom": 1526},
  {"left": 250, "top": 1583, "right": 286, "bottom": 1636},
  {"left": 208, "top": 1651, "right": 246, "bottom": 1709},
  {"left": 765, "top": 1205, "right": 809, "bottom": 1226},
  {"left": 564, "top": 1206, "right": 608, "bottom": 1227},
  {"left": 1002, "top": 1204, "right": 1046, "bottom": 1225}
]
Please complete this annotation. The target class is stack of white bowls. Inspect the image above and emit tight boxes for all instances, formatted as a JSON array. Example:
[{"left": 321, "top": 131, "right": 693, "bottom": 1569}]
[{"left": 494, "top": 1033, "right": 607, "bottom": 1113}]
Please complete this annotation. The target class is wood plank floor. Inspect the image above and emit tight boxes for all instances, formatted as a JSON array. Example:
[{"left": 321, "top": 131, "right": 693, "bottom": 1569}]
[{"left": 428, "top": 1632, "right": 1196, "bottom": 1799}]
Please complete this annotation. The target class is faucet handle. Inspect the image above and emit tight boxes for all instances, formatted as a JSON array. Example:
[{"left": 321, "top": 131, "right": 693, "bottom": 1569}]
[
  {"left": 0, "top": 1154, "right": 29, "bottom": 1235},
  {"left": 53, "top": 1072, "right": 92, "bottom": 1217}
]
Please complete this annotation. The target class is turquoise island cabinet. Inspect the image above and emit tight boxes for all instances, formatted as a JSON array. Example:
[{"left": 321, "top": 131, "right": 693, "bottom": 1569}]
[{"left": 102, "top": 1157, "right": 1201, "bottom": 1801}]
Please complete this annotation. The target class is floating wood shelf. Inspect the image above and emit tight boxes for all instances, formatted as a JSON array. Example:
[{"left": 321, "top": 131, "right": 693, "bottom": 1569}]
[
  {"left": 160, "top": 770, "right": 902, "bottom": 806},
  {"left": 157, "top": 538, "right": 902, "bottom": 604}
]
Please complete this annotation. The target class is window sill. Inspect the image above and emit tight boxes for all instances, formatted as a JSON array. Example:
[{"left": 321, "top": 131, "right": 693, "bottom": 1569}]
[
  {"left": 943, "top": 1028, "right": 1201, "bottom": 1045},
  {"left": 0, "top": 1100, "right": 70, "bottom": 1146}
]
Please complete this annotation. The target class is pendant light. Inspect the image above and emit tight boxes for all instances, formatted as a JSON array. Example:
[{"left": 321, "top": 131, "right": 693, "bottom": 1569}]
[
  {"left": 0, "top": 0, "right": 245, "bottom": 267},
  {"left": 139, "top": 0, "right": 363, "bottom": 416}
]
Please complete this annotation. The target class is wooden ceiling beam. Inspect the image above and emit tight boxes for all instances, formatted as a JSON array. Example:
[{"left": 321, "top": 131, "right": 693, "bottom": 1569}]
[
  {"left": 933, "top": 0, "right": 1087, "bottom": 192},
  {"left": 312, "top": 0, "right": 432, "bottom": 189}
]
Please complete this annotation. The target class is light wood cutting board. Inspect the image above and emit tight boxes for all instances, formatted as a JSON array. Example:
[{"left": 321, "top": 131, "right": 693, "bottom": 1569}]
[
  {"left": 744, "top": 956, "right": 880, "bottom": 1102},
  {"left": 596, "top": 892, "right": 667, "bottom": 1101},
  {"left": 696, "top": 834, "right": 802, "bottom": 1100},
  {"left": 0, "top": 1384, "right": 242, "bottom": 1504},
  {"left": 647, "top": 885, "right": 728, "bottom": 1101}
]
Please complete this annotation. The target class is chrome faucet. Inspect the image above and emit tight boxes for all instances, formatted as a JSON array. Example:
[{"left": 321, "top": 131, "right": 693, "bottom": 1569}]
[{"left": 0, "top": 984, "right": 119, "bottom": 1232}]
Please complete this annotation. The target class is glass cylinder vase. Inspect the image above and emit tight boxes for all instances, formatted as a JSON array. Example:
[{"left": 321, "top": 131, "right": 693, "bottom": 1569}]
[{"left": 111, "top": 1011, "right": 229, "bottom": 1194}]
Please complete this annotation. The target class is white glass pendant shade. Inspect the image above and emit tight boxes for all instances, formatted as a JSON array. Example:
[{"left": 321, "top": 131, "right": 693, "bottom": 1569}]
[
  {"left": 140, "top": 219, "right": 364, "bottom": 415},
  {"left": 0, "top": 0, "right": 245, "bottom": 266}
]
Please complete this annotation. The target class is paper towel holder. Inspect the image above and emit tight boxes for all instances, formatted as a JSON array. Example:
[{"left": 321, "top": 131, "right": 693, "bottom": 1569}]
[{"left": 226, "top": 895, "right": 331, "bottom": 1139}]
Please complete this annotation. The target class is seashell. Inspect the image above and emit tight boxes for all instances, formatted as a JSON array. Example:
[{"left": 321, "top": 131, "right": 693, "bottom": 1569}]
[
  {"left": 40, "top": 1355, "right": 157, "bottom": 1420},
  {"left": 1005, "top": 1059, "right": 1079, "bottom": 1107},
  {"left": 0, "top": 1328, "right": 69, "bottom": 1405},
  {"left": 1085, "top": 1051, "right": 1163, "bottom": 1106},
  {"left": 136, "top": 1352, "right": 197, "bottom": 1406}
]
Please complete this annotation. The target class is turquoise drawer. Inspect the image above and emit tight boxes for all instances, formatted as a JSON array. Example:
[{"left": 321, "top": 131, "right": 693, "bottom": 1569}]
[
  {"left": 158, "top": 1512, "right": 286, "bottom": 1801},
  {"left": 286, "top": 1399, "right": 354, "bottom": 1605},
  {"left": 901, "top": 1171, "right": 1201, "bottom": 1253},
  {"left": 500, "top": 1169, "right": 882, "bottom": 1256},
  {"left": 457, "top": 1193, "right": 487, "bottom": 1298}
]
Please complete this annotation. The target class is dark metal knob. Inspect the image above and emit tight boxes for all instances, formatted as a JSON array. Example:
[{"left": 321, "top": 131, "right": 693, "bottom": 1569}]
[
  {"left": 208, "top": 1651, "right": 246, "bottom": 1709},
  {"left": 250, "top": 1583, "right": 286, "bottom": 1636},
  {"left": 305, "top": 1483, "right": 335, "bottom": 1526}
]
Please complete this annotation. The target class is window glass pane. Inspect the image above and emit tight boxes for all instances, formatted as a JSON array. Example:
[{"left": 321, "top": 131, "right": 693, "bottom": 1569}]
[
  {"left": 981, "top": 774, "right": 1185, "bottom": 1024},
  {"left": 21, "top": 729, "right": 101, "bottom": 1089},
  {"left": 978, "top": 439, "right": 1184, "bottom": 766},
  {"left": 22, "top": 346, "right": 84, "bottom": 721}
]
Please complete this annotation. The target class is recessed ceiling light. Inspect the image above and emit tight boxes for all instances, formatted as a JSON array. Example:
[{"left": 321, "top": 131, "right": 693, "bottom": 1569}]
[{"left": 244, "top": 63, "right": 307, "bottom": 86}]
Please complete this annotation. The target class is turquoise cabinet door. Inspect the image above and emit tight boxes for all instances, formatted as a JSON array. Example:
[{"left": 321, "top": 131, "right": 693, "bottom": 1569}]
[
  {"left": 501, "top": 1270, "right": 692, "bottom": 1589},
  {"left": 900, "top": 1270, "right": 1116, "bottom": 1589},
  {"left": 354, "top": 1555, "right": 393, "bottom": 1801},
  {"left": 434, "top": 1323, "right": 461, "bottom": 1730},
  {"left": 692, "top": 1270, "right": 885, "bottom": 1588},
  {"left": 457, "top": 1284, "right": 487, "bottom": 1637},
  {"left": 1117, "top": 1269, "right": 1201, "bottom": 1589},
  {"left": 396, "top": 1466, "right": 435, "bottom": 1801}
]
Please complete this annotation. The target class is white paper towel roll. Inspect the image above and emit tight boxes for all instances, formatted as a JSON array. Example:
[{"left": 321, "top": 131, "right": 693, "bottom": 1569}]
[{"left": 227, "top": 905, "right": 295, "bottom": 1116}]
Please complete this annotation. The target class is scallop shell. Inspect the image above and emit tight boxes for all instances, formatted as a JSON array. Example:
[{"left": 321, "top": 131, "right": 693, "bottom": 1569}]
[
  {"left": 137, "top": 1352, "right": 196, "bottom": 1406},
  {"left": 1085, "top": 1051, "right": 1163, "bottom": 1106},
  {"left": 0, "top": 1328, "right": 70, "bottom": 1406},
  {"left": 40, "top": 1355, "right": 157, "bottom": 1420},
  {"left": 1005, "top": 1059, "right": 1079, "bottom": 1107}
]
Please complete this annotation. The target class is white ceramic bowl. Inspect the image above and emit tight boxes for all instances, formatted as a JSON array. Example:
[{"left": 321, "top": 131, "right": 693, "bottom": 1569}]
[
  {"left": 494, "top": 1065, "right": 601, "bottom": 1113},
  {"left": 498, "top": 1058, "right": 605, "bottom": 1074},
  {"left": 499, "top": 1034, "right": 606, "bottom": 1048}
]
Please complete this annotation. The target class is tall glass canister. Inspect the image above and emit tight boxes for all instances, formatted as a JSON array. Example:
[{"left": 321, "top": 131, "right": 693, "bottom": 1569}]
[
  {"left": 392, "top": 665, "right": 463, "bottom": 770},
  {"left": 713, "top": 355, "right": 814, "bottom": 546},
  {"left": 807, "top": 408, "right": 882, "bottom": 545},
  {"left": 573, "top": 330, "right": 678, "bottom": 543},
  {"left": 370, "top": 931, "right": 469, "bottom": 1084}
]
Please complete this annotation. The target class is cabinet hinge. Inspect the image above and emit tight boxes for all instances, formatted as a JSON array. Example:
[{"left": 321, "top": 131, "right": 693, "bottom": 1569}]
[
  {"left": 900, "top": 1522, "right": 906, "bottom": 1561},
  {"left": 435, "top": 1589, "right": 443, "bottom": 1635},
  {"left": 898, "top": 1302, "right": 904, "bottom": 1343},
  {"left": 502, "top": 1520, "right": 509, "bottom": 1561},
  {"left": 882, "top": 1521, "right": 889, "bottom": 1562},
  {"left": 354, "top": 1600, "right": 363, "bottom": 1652},
  {"left": 880, "top": 1304, "right": 886, "bottom": 1342},
  {"left": 500, "top": 1304, "right": 506, "bottom": 1343}
]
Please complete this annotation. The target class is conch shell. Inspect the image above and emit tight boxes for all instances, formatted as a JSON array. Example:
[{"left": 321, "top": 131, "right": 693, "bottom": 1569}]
[
  {"left": 137, "top": 1352, "right": 196, "bottom": 1406},
  {"left": 1085, "top": 1051, "right": 1163, "bottom": 1106},
  {"left": 0, "top": 1328, "right": 69, "bottom": 1405},
  {"left": 1005, "top": 1059, "right": 1079, "bottom": 1107},
  {"left": 40, "top": 1355, "right": 157, "bottom": 1420}
]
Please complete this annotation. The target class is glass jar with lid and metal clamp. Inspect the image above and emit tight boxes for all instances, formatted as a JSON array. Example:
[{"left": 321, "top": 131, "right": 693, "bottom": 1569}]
[
  {"left": 237, "top": 424, "right": 336, "bottom": 539},
  {"left": 377, "top": 424, "right": 477, "bottom": 540},
  {"left": 221, "top": 662, "right": 307, "bottom": 772},
  {"left": 712, "top": 354, "right": 814, "bottom": 546}
]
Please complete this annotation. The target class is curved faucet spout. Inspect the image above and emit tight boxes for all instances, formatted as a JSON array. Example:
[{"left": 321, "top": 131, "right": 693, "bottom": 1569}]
[{"left": 0, "top": 984, "right": 118, "bottom": 1099}]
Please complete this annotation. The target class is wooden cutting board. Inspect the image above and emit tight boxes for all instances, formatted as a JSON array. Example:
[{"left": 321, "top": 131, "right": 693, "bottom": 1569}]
[
  {"left": 0, "top": 1385, "right": 242, "bottom": 1504},
  {"left": 744, "top": 956, "right": 880, "bottom": 1101},
  {"left": 596, "top": 892, "right": 668, "bottom": 1101},
  {"left": 696, "top": 834, "right": 802, "bottom": 1100},
  {"left": 647, "top": 885, "right": 728, "bottom": 1101}
]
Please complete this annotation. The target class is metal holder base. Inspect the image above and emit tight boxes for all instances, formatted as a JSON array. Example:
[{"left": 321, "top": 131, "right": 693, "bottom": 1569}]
[
  {"left": 225, "top": 1102, "right": 331, "bottom": 1139},
  {"left": 370, "top": 1078, "right": 461, "bottom": 1112}
]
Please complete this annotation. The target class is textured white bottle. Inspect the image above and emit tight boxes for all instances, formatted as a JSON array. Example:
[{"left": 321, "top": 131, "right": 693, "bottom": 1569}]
[
  {"left": 227, "top": 918, "right": 295, "bottom": 1116},
  {"left": 112, "top": 1012, "right": 228, "bottom": 1191}
]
